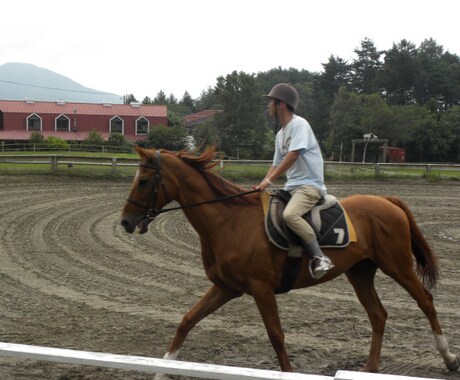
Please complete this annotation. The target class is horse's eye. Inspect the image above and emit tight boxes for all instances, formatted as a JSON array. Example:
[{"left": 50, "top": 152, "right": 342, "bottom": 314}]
[{"left": 139, "top": 178, "right": 148, "bottom": 186}]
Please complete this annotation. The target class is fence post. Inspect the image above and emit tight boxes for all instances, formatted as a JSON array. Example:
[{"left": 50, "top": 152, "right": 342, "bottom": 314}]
[
  {"left": 425, "top": 164, "right": 432, "bottom": 177},
  {"left": 111, "top": 157, "right": 117, "bottom": 173},
  {"left": 50, "top": 156, "right": 58, "bottom": 173},
  {"left": 375, "top": 163, "right": 380, "bottom": 177}
]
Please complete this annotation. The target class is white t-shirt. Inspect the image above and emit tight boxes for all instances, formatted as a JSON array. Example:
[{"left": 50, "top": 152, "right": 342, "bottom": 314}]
[{"left": 273, "top": 114, "right": 327, "bottom": 194}]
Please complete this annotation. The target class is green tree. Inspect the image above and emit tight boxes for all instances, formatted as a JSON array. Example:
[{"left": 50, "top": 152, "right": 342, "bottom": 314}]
[
  {"left": 394, "top": 104, "right": 448, "bottom": 161},
  {"left": 153, "top": 90, "right": 168, "bottom": 104},
  {"left": 438, "top": 106, "right": 460, "bottom": 161},
  {"left": 441, "top": 52, "right": 460, "bottom": 107},
  {"left": 327, "top": 86, "right": 362, "bottom": 160},
  {"left": 412, "top": 116, "right": 452, "bottom": 161},
  {"left": 312, "top": 55, "right": 351, "bottom": 143},
  {"left": 387, "top": 104, "right": 422, "bottom": 147},
  {"left": 191, "top": 119, "right": 220, "bottom": 148},
  {"left": 214, "top": 71, "right": 268, "bottom": 159},
  {"left": 380, "top": 39, "right": 418, "bottom": 105},
  {"left": 167, "top": 111, "right": 185, "bottom": 127},
  {"left": 358, "top": 94, "right": 397, "bottom": 162},
  {"left": 413, "top": 38, "right": 460, "bottom": 109},
  {"left": 195, "top": 86, "right": 217, "bottom": 111},
  {"left": 123, "top": 94, "right": 138, "bottom": 104},
  {"left": 168, "top": 103, "right": 193, "bottom": 117},
  {"left": 145, "top": 125, "right": 187, "bottom": 151},
  {"left": 360, "top": 93, "right": 394, "bottom": 138},
  {"left": 414, "top": 38, "right": 446, "bottom": 107},
  {"left": 351, "top": 37, "right": 383, "bottom": 94},
  {"left": 180, "top": 91, "right": 195, "bottom": 112},
  {"left": 168, "top": 94, "right": 178, "bottom": 104}
]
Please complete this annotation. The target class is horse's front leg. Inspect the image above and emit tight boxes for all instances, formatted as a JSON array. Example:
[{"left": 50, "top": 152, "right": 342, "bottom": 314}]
[
  {"left": 154, "top": 284, "right": 241, "bottom": 379},
  {"left": 250, "top": 279, "right": 292, "bottom": 372}
]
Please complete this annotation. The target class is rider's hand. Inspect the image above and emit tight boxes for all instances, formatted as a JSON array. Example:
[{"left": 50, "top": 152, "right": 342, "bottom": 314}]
[{"left": 256, "top": 178, "right": 272, "bottom": 191}]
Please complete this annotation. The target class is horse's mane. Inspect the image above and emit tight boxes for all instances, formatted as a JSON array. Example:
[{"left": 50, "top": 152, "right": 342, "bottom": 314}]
[{"left": 161, "top": 147, "right": 259, "bottom": 207}]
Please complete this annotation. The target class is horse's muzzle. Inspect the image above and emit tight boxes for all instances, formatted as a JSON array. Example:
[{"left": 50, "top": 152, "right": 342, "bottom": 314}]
[
  {"left": 121, "top": 219, "right": 136, "bottom": 234},
  {"left": 121, "top": 216, "right": 151, "bottom": 234}
]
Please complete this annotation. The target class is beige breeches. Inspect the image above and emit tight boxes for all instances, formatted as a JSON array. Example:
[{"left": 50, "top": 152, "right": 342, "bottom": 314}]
[{"left": 283, "top": 185, "right": 322, "bottom": 244}]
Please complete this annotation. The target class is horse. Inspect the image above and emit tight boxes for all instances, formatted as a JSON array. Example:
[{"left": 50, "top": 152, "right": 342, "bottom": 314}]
[
  {"left": 363, "top": 133, "right": 378, "bottom": 141},
  {"left": 120, "top": 146, "right": 459, "bottom": 375}
]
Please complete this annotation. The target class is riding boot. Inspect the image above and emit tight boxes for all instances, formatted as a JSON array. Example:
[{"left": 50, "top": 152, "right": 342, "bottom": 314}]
[{"left": 303, "top": 239, "right": 334, "bottom": 280}]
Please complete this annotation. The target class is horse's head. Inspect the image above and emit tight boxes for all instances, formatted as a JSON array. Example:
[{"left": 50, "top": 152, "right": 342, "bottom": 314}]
[{"left": 120, "top": 146, "right": 177, "bottom": 234}]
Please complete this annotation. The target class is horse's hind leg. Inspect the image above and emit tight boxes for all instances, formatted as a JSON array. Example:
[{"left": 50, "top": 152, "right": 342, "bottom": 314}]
[
  {"left": 387, "top": 268, "right": 459, "bottom": 372},
  {"left": 346, "top": 260, "right": 387, "bottom": 373}
]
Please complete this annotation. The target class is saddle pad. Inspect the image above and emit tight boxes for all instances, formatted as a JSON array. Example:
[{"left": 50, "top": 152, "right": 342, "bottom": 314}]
[{"left": 262, "top": 192, "right": 357, "bottom": 250}]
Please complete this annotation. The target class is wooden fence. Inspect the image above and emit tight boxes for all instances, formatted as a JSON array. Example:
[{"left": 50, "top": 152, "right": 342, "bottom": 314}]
[{"left": 0, "top": 154, "right": 459, "bottom": 179}]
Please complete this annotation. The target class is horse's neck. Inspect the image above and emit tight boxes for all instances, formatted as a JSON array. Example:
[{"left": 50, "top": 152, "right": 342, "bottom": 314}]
[{"left": 176, "top": 175, "right": 229, "bottom": 235}]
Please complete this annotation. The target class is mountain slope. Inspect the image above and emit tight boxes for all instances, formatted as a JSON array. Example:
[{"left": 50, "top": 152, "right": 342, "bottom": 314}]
[{"left": 0, "top": 62, "right": 122, "bottom": 104}]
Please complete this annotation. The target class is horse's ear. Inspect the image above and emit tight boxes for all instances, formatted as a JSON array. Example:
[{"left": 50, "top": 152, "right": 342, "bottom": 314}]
[{"left": 134, "top": 145, "right": 145, "bottom": 158}]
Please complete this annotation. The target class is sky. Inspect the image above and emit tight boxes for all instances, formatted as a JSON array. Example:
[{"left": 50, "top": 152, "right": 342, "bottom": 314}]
[{"left": 1, "top": 0, "right": 458, "bottom": 101}]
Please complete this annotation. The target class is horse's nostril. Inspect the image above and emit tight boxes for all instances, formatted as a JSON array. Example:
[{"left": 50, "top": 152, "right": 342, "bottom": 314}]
[{"left": 121, "top": 219, "right": 136, "bottom": 233}]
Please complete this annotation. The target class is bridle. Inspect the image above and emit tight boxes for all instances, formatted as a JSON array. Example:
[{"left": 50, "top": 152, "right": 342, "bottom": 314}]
[
  {"left": 126, "top": 151, "right": 260, "bottom": 222},
  {"left": 126, "top": 151, "right": 171, "bottom": 221}
]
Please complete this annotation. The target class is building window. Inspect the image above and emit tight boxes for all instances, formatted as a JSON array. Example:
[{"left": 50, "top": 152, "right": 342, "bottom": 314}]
[
  {"left": 27, "top": 113, "right": 42, "bottom": 131},
  {"left": 136, "top": 117, "right": 149, "bottom": 135},
  {"left": 56, "top": 114, "right": 70, "bottom": 131},
  {"left": 110, "top": 116, "right": 124, "bottom": 134}
]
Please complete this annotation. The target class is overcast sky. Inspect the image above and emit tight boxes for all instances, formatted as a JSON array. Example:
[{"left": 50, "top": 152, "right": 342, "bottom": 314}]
[{"left": 1, "top": 0, "right": 458, "bottom": 100}]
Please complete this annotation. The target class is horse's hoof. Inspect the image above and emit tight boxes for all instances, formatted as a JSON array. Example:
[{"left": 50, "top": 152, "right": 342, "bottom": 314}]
[
  {"left": 359, "top": 364, "right": 379, "bottom": 373},
  {"left": 153, "top": 373, "right": 171, "bottom": 380},
  {"left": 446, "top": 355, "right": 460, "bottom": 372}
]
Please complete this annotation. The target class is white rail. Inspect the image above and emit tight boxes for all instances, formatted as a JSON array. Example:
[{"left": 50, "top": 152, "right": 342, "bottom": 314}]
[{"left": 0, "top": 342, "right": 444, "bottom": 380}]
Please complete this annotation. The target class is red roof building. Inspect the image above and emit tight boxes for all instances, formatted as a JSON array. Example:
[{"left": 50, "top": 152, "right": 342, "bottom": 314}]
[
  {"left": 0, "top": 100, "right": 168, "bottom": 142},
  {"left": 184, "top": 110, "right": 220, "bottom": 131}
]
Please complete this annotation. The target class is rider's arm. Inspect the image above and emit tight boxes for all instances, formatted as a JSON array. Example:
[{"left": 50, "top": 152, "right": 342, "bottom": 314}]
[{"left": 258, "top": 150, "right": 300, "bottom": 190}]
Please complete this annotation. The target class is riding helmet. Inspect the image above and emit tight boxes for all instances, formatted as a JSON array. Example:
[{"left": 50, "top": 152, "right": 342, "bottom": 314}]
[{"left": 265, "top": 83, "right": 299, "bottom": 110}]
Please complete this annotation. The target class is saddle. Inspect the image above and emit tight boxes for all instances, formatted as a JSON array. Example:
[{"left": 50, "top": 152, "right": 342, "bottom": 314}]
[
  {"left": 262, "top": 189, "right": 356, "bottom": 252},
  {"left": 260, "top": 189, "right": 356, "bottom": 294}
]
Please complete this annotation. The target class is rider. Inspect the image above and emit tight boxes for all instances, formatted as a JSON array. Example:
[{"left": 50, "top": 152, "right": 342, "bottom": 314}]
[{"left": 257, "top": 83, "right": 334, "bottom": 279}]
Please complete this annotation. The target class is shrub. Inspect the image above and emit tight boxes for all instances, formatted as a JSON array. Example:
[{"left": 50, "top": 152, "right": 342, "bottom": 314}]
[
  {"left": 44, "top": 136, "right": 69, "bottom": 150},
  {"left": 29, "top": 131, "right": 44, "bottom": 144},
  {"left": 145, "top": 125, "right": 187, "bottom": 151}
]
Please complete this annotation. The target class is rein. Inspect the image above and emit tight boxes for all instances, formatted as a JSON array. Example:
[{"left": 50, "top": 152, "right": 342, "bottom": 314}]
[
  {"left": 158, "top": 188, "right": 261, "bottom": 215},
  {"left": 126, "top": 151, "right": 261, "bottom": 221}
]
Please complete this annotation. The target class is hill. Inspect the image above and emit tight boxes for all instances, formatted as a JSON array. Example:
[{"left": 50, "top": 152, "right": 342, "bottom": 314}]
[{"left": 0, "top": 62, "right": 122, "bottom": 104}]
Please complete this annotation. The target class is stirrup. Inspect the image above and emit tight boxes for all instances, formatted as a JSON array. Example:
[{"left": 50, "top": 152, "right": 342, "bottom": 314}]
[{"left": 309, "top": 257, "right": 334, "bottom": 280}]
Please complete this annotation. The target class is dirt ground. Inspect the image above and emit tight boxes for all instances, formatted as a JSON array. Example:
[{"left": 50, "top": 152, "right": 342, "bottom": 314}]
[{"left": 0, "top": 176, "right": 459, "bottom": 380}]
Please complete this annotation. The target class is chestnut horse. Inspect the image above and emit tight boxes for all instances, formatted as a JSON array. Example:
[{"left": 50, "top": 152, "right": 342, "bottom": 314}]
[{"left": 120, "top": 146, "right": 459, "bottom": 375}]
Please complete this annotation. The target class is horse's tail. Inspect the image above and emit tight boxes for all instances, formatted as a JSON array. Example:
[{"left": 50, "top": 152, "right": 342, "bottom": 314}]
[{"left": 383, "top": 196, "right": 439, "bottom": 289}]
